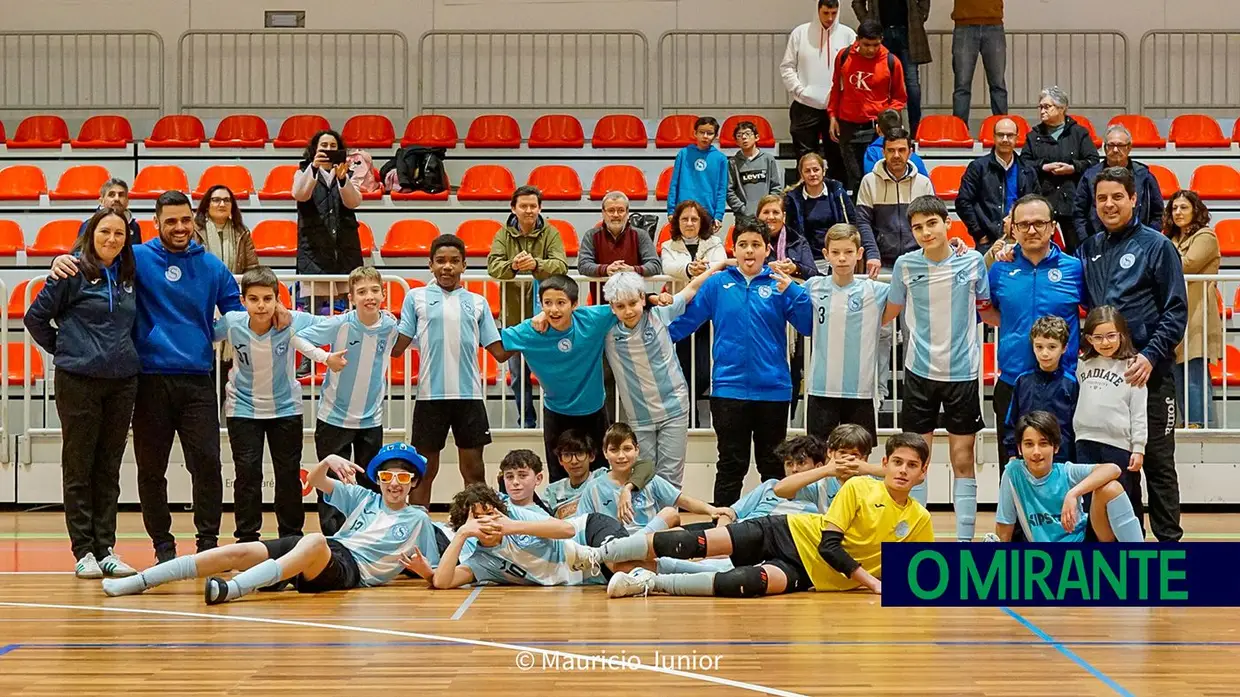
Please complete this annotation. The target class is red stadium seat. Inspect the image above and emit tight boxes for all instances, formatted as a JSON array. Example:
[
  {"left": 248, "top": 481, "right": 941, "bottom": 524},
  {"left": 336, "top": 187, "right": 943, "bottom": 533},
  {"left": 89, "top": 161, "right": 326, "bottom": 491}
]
[
  {"left": 358, "top": 221, "right": 375, "bottom": 256},
  {"left": 983, "top": 343, "right": 998, "bottom": 386},
  {"left": 930, "top": 166, "right": 966, "bottom": 200},
  {"left": 144, "top": 115, "right": 205, "bottom": 148},
  {"left": 277, "top": 283, "right": 293, "bottom": 309},
  {"left": 193, "top": 165, "right": 254, "bottom": 199},
  {"left": 479, "top": 348, "right": 499, "bottom": 385},
  {"left": 1215, "top": 220, "right": 1240, "bottom": 257},
  {"left": 0, "top": 121, "right": 6, "bottom": 141},
  {"left": 342, "top": 115, "right": 395, "bottom": 148},
  {"left": 49, "top": 165, "right": 112, "bottom": 201},
  {"left": 457, "top": 165, "right": 516, "bottom": 201},
  {"left": 400, "top": 115, "right": 458, "bottom": 148},
  {"left": 1189, "top": 165, "right": 1240, "bottom": 201},
  {"left": 719, "top": 115, "right": 776, "bottom": 148},
  {"left": 0, "top": 165, "right": 47, "bottom": 200},
  {"left": 456, "top": 220, "right": 502, "bottom": 257},
  {"left": 250, "top": 220, "right": 298, "bottom": 257},
  {"left": 591, "top": 114, "right": 648, "bottom": 148},
  {"left": 1233, "top": 118, "right": 1240, "bottom": 145},
  {"left": 464, "top": 280, "right": 502, "bottom": 318},
  {"left": 656, "top": 223, "right": 672, "bottom": 253},
  {"left": 978, "top": 114, "right": 1029, "bottom": 147},
  {"left": 915, "top": 115, "right": 974, "bottom": 148},
  {"left": 273, "top": 115, "right": 330, "bottom": 148},
  {"left": 209, "top": 114, "right": 269, "bottom": 148},
  {"left": 258, "top": 165, "right": 298, "bottom": 200},
  {"left": 130, "top": 165, "right": 189, "bottom": 200},
  {"left": 7, "top": 115, "right": 70, "bottom": 148},
  {"left": 948, "top": 220, "right": 975, "bottom": 248},
  {"left": 465, "top": 114, "right": 522, "bottom": 148},
  {"left": 389, "top": 351, "right": 421, "bottom": 386},
  {"left": 656, "top": 114, "right": 700, "bottom": 148},
  {"left": 138, "top": 220, "right": 158, "bottom": 242},
  {"left": 1147, "top": 164, "right": 1180, "bottom": 199},
  {"left": 655, "top": 167, "right": 674, "bottom": 201},
  {"left": 381, "top": 220, "right": 440, "bottom": 257},
  {"left": 1169, "top": 115, "right": 1230, "bottom": 148},
  {"left": 1071, "top": 115, "right": 1103, "bottom": 148},
  {"left": 6, "top": 343, "right": 45, "bottom": 385},
  {"left": 527, "top": 165, "right": 583, "bottom": 201},
  {"left": 528, "top": 114, "right": 585, "bottom": 148},
  {"left": 71, "top": 115, "right": 133, "bottom": 148},
  {"left": 1108, "top": 114, "right": 1165, "bottom": 148},
  {"left": 548, "top": 219, "right": 579, "bottom": 256},
  {"left": 8, "top": 279, "right": 45, "bottom": 318},
  {"left": 1216, "top": 288, "right": 1232, "bottom": 320},
  {"left": 0, "top": 220, "right": 25, "bottom": 256},
  {"left": 28, "top": 220, "right": 81, "bottom": 256},
  {"left": 379, "top": 279, "right": 417, "bottom": 318},
  {"left": 590, "top": 165, "right": 648, "bottom": 200},
  {"left": 389, "top": 170, "right": 452, "bottom": 201},
  {"left": 1210, "top": 345, "right": 1240, "bottom": 387}
]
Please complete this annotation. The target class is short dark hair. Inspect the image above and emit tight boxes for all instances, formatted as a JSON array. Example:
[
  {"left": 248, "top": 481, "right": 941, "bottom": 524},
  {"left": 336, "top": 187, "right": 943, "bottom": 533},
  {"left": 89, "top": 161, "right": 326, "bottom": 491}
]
[
  {"left": 77, "top": 208, "right": 136, "bottom": 285},
  {"left": 155, "top": 190, "right": 192, "bottom": 218},
  {"left": 538, "top": 274, "right": 579, "bottom": 304},
  {"left": 885, "top": 433, "right": 929, "bottom": 465},
  {"left": 511, "top": 184, "right": 543, "bottom": 208},
  {"left": 240, "top": 265, "right": 281, "bottom": 296},
  {"left": 774, "top": 435, "right": 829, "bottom": 466},
  {"left": 818, "top": 0, "right": 840, "bottom": 8},
  {"left": 876, "top": 109, "right": 903, "bottom": 137},
  {"left": 733, "top": 120, "right": 758, "bottom": 139},
  {"left": 603, "top": 422, "right": 638, "bottom": 450},
  {"left": 857, "top": 19, "right": 884, "bottom": 40},
  {"left": 302, "top": 129, "right": 346, "bottom": 161},
  {"left": 429, "top": 234, "right": 466, "bottom": 260},
  {"left": 1011, "top": 193, "right": 1054, "bottom": 222},
  {"left": 1094, "top": 166, "right": 1135, "bottom": 197},
  {"left": 1015, "top": 411, "right": 1062, "bottom": 451},
  {"left": 827, "top": 423, "right": 875, "bottom": 457},
  {"left": 499, "top": 449, "right": 543, "bottom": 474},
  {"left": 693, "top": 116, "right": 719, "bottom": 134},
  {"left": 884, "top": 126, "right": 912, "bottom": 150},
  {"left": 448, "top": 483, "right": 507, "bottom": 531},
  {"left": 1030, "top": 315, "right": 1070, "bottom": 346},
  {"left": 906, "top": 194, "right": 949, "bottom": 224},
  {"left": 554, "top": 429, "right": 595, "bottom": 458},
  {"left": 732, "top": 218, "right": 770, "bottom": 247}
]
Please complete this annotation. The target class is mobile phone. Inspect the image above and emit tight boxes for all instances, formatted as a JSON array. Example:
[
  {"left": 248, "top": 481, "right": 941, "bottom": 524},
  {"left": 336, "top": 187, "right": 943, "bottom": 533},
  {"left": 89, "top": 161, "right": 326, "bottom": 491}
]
[{"left": 324, "top": 149, "right": 347, "bottom": 165}]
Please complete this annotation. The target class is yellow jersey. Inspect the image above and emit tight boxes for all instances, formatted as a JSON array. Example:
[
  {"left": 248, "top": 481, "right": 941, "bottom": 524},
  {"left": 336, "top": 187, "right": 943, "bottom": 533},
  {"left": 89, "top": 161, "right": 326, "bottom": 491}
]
[{"left": 787, "top": 476, "right": 934, "bottom": 591}]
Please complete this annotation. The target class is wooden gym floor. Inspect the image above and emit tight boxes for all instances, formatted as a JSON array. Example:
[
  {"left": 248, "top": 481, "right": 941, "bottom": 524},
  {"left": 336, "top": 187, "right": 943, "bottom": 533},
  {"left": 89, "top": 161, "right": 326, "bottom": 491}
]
[{"left": 1, "top": 511, "right": 1238, "bottom": 696}]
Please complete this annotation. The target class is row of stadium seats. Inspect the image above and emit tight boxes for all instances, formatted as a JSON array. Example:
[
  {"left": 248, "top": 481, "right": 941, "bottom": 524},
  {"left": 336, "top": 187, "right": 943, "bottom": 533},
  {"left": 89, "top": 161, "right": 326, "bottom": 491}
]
[
  {"left": 918, "top": 113, "right": 1240, "bottom": 149},
  {"left": 931, "top": 163, "right": 1240, "bottom": 201}
]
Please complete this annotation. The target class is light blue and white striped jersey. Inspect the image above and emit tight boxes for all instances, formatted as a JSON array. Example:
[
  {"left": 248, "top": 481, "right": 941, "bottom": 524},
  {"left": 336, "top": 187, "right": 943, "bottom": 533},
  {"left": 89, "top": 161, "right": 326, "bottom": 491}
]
[
  {"left": 605, "top": 296, "right": 692, "bottom": 426},
  {"left": 397, "top": 284, "right": 501, "bottom": 400},
  {"left": 460, "top": 505, "right": 602, "bottom": 586},
  {"left": 805, "top": 276, "right": 890, "bottom": 399},
  {"left": 542, "top": 469, "right": 607, "bottom": 517},
  {"left": 323, "top": 481, "right": 444, "bottom": 586},
  {"left": 575, "top": 473, "right": 681, "bottom": 533},
  {"left": 215, "top": 310, "right": 323, "bottom": 419},
  {"left": 297, "top": 311, "right": 399, "bottom": 429},
  {"left": 888, "top": 249, "right": 990, "bottom": 382},
  {"left": 731, "top": 477, "right": 842, "bottom": 521},
  {"left": 996, "top": 460, "right": 1094, "bottom": 543}
]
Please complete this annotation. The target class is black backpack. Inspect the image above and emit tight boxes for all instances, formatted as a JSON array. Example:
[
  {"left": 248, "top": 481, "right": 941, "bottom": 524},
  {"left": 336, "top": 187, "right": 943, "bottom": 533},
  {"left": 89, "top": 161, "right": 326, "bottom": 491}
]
[
  {"left": 628, "top": 213, "right": 659, "bottom": 241},
  {"left": 380, "top": 146, "right": 448, "bottom": 194}
]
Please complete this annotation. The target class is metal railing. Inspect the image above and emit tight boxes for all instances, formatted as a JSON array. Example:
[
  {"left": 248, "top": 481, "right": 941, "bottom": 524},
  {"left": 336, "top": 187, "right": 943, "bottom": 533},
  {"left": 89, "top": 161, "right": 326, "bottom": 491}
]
[
  {"left": 418, "top": 31, "right": 648, "bottom": 114},
  {"left": 0, "top": 31, "right": 164, "bottom": 117},
  {"left": 657, "top": 31, "right": 790, "bottom": 115},
  {"left": 1139, "top": 31, "right": 1240, "bottom": 113}
]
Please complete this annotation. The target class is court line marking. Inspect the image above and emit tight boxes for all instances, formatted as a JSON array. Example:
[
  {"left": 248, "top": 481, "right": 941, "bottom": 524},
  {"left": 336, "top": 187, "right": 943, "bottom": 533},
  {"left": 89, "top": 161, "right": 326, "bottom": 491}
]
[
  {"left": 0, "top": 602, "right": 807, "bottom": 697},
  {"left": 4, "top": 638, "right": 1240, "bottom": 649},
  {"left": 0, "top": 645, "right": 17, "bottom": 656},
  {"left": 450, "top": 585, "right": 483, "bottom": 621},
  {"left": 1002, "top": 607, "right": 1136, "bottom": 697}
]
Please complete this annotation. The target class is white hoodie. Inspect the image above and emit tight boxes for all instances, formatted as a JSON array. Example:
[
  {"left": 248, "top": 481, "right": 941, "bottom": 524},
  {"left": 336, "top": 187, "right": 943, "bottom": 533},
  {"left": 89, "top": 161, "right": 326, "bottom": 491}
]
[
  {"left": 1074, "top": 356, "right": 1149, "bottom": 455},
  {"left": 780, "top": 16, "right": 857, "bottom": 110}
]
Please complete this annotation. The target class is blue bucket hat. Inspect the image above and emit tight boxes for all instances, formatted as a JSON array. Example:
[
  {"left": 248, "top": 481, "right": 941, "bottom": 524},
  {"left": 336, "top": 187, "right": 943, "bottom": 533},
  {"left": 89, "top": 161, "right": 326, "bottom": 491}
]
[{"left": 366, "top": 442, "right": 428, "bottom": 483}]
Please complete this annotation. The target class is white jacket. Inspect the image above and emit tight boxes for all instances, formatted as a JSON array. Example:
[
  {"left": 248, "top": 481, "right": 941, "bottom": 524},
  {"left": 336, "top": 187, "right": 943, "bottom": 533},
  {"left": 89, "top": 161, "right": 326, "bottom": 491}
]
[
  {"left": 1074, "top": 356, "right": 1149, "bottom": 455},
  {"left": 661, "top": 235, "right": 727, "bottom": 282},
  {"left": 780, "top": 18, "right": 857, "bottom": 110}
]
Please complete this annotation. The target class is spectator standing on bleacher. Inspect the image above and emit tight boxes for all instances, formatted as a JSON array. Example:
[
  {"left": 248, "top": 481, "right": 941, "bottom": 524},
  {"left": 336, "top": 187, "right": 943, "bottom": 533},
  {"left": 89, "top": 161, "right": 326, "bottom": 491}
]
[
  {"left": 781, "top": 0, "right": 856, "bottom": 179},
  {"left": 950, "top": 0, "right": 1007, "bottom": 126},
  {"left": 862, "top": 109, "right": 928, "bottom": 177},
  {"left": 956, "top": 117, "right": 1037, "bottom": 248},
  {"left": 487, "top": 185, "right": 569, "bottom": 428},
  {"left": 828, "top": 19, "right": 907, "bottom": 195},
  {"left": 294, "top": 129, "right": 364, "bottom": 313},
  {"left": 726, "top": 120, "right": 783, "bottom": 227},
  {"left": 1073, "top": 124, "right": 1163, "bottom": 242},
  {"left": 852, "top": 0, "right": 930, "bottom": 139},
  {"left": 194, "top": 185, "right": 259, "bottom": 274},
  {"left": 78, "top": 178, "right": 141, "bottom": 247},
  {"left": 1019, "top": 87, "right": 1099, "bottom": 254},
  {"left": 1164, "top": 190, "right": 1220, "bottom": 429},
  {"left": 667, "top": 117, "right": 728, "bottom": 230},
  {"left": 784, "top": 152, "right": 859, "bottom": 276}
]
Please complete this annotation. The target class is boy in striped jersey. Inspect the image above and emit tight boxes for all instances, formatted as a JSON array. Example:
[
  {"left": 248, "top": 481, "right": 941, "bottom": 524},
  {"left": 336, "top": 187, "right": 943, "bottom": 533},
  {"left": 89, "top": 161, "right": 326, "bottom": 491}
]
[{"left": 881, "top": 195, "right": 1000, "bottom": 541}]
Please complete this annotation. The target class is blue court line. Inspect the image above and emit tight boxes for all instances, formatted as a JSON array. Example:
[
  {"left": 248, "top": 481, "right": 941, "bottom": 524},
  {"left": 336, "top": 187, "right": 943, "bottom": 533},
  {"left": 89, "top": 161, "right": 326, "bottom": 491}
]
[
  {"left": 450, "top": 585, "right": 483, "bottom": 621},
  {"left": 1003, "top": 608, "right": 1135, "bottom": 697},
  {"left": 0, "top": 645, "right": 17, "bottom": 656}
]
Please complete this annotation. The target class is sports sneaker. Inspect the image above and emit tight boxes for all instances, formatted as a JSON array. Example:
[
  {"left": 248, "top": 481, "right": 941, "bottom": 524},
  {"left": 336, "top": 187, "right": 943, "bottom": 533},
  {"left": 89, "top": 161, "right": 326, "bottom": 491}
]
[
  {"left": 75, "top": 553, "right": 103, "bottom": 580},
  {"left": 607, "top": 567, "right": 656, "bottom": 599},
  {"left": 567, "top": 544, "right": 602, "bottom": 577},
  {"left": 982, "top": 533, "right": 1001, "bottom": 543},
  {"left": 155, "top": 547, "right": 177, "bottom": 565},
  {"left": 204, "top": 577, "right": 231, "bottom": 605},
  {"left": 98, "top": 549, "right": 137, "bottom": 577}
]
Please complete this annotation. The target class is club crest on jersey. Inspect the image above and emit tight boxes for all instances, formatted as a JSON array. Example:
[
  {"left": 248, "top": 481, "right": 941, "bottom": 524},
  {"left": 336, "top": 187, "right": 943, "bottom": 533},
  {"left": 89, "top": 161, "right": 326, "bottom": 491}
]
[
  {"left": 758, "top": 284, "right": 773, "bottom": 299},
  {"left": 1047, "top": 268, "right": 1062, "bottom": 283},
  {"left": 390, "top": 524, "right": 410, "bottom": 539},
  {"left": 376, "top": 339, "right": 387, "bottom": 354},
  {"left": 848, "top": 293, "right": 863, "bottom": 312},
  {"left": 895, "top": 520, "right": 910, "bottom": 538},
  {"left": 165, "top": 265, "right": 182, "bottom": 282},
  {"left": 557, "top": 338, "right": 573, "bottom": 352},
  {"left": 1120, "top": 253, "right": 1136, "bottom": 269},
  {"left": 643, "top": 327, "right": 656, "bottom": 342},
  {"left": 955, "top": 269, "right": 971, "bottom": 286},
  {"left": 275, "top": 341, "right": 289, "bottom": 356},
  {"left": 694, "top": 159, "right": 707, "bottom": 172}
]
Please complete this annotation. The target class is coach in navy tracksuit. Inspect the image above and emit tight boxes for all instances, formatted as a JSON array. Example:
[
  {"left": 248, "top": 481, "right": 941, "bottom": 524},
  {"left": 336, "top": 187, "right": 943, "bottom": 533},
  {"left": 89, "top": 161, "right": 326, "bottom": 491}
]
[{"left": 1077, "top": 167, "right": 1187, "bottom": 542}]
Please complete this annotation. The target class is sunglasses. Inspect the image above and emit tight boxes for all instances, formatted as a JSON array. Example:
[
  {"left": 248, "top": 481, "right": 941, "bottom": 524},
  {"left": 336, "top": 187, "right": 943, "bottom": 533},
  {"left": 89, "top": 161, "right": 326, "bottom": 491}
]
[{"left": 377, "top": 470, "right": 416, "bottom": 485}]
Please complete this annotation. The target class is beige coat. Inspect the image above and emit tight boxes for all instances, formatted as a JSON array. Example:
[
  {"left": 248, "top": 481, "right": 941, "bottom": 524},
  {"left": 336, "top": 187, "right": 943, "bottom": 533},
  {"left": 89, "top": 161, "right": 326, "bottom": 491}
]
[{"left": 1173, "top": 228, "right": 1222, "bottom": 363}]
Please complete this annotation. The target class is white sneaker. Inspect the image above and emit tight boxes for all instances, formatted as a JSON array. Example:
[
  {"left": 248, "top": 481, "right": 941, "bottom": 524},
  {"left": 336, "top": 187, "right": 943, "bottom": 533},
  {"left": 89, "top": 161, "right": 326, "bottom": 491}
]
[
  {"left": 75, "top": 553, "right": 103, "bottom": 579},
  {"left": 98, "top": 549, "right": 137, "bottom": 577},
  {"left": 982, "top": 533, "right": 1001, "bottom": 543},
  {"left": 607, "top": 567, "right": 656, "bottom": 599},
  {"left": 567, "top": 544, "right": 602, "bottom": 578}
]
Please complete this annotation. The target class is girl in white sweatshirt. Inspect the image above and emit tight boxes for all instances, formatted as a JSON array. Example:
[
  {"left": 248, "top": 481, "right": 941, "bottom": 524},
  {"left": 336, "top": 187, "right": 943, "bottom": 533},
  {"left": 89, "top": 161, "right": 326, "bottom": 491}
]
[{"left": 1074, "top": 305, "right": 1148, "bottom": 535}]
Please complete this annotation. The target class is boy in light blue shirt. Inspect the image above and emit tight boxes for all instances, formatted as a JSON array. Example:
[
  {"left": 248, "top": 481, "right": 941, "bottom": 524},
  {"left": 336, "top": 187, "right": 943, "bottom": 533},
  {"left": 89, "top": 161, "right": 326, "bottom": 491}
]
[{"left": 667, "top": 116, "right": 729, "bottom": 225}]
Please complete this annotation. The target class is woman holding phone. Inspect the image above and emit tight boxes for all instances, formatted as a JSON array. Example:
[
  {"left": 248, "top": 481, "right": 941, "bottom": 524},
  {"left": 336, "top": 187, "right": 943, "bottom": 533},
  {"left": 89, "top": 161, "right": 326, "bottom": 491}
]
[{"left": 294, "top": 129, "right": 365, "bottom": 317}]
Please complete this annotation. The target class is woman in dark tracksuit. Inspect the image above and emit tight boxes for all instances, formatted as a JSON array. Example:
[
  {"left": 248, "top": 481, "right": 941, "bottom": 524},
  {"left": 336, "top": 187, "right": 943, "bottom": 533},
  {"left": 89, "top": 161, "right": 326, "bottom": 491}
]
[{"left": 25, "top": 208, "right": 140, "bottom": 580}]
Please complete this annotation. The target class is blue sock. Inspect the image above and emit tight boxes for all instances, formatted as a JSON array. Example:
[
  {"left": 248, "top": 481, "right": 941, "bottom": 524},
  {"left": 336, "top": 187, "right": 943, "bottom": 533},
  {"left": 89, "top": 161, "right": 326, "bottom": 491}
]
[
  {"left": 102, "top": 556, "right": 197, "bottom": 597},
  {"left": 225, "top": 559, "right": 282, "bottom": 601},
  {"left": 1106, "top": 495, "right": 1144, "bottom": 542},
  {"left": 640, "top": 517, "right": 670, "bottom": 534},
  {"left": 657, "top": 557, "right": 733, "bottom": 574},
  {"left": 910, "top": 480, "right": 928, "bottom": 506},
  {"left": 953, "top": 477, "right": 977, "bottom": 542}
]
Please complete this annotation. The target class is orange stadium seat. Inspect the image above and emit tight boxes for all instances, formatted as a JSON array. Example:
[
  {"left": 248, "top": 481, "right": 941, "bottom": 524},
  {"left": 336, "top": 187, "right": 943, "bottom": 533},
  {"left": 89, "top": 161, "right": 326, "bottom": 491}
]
[
  {"left": 457, "top": 165, "right": 516, "bottom": 201},
  {"left": 1232, "top": 118, "right": 1240, "bottom": 145},
  {"left": 379, "top": 278, "right": 421, "bottom": 318},
  {"left": 49, "top": 165, "right": 112, "bottom": 201},
  {"left": 390, "top": 170, "right": 452, "bottom": 201},
  {"left": 273, "top": 114, "right": 330, "bottom": 148},
  {"left": 465, "top": 114, "right": 522, "bottom": 148},
  {"left": 1169, "top": 114, "right": 1230, "bottom": 148},
  {"left": 209, "top": 114, "right": 269, "bottom": 148},
  {"left": 144, "top": 115, "right": 205, "bottom": 148},
  {"left": 342, "top": 115, "right": 395, "bottom": 148},
  {"left": 1216, "top": 288, "right": 1232, "bottom": 320},
  {"left": 719, "top": 115, "right": 776, "bottom": 148},
  {"left": 464, "top": 280, "right": 502, "bottom": 318},
  {"left": 71, "top": 115, "right": 133, "bottom": 148},
  {"left": 549, "top": 219, "right": 579, "bottom": 256},
  {"left": 978, "top": 114, "right": 1029, "bottom": 147},
  {"left": 528, "top": 114, "right": 585, "bottom": 148},
  {"left": 0, "top": 121, "right": 6, "bottom": 141},
  {"left": 930, "top": 166, "right": 966, "bottom": 200},
  {"left": 1108, "top": 114, "right": 1165, "bottom": 148},
  {"left": 8, "top": 279, "right": 46, "bottom": 318},
  {"left": 1189, "top": 165, "right": 1240, "bottom": 200},
  {"left": 389, "top": 351, "right": 420, "bottom": 385},
  {"left": 6, "top": 343, "right": 45, "bottom": 385},
  {"left": 1210, "top": 345, "right": 1240, "bottom": 387},
  {"left": 591, "top": 114, "right": 648, "bottom": 148},
  {"left": 948, "top": 220, "right": 975, "bottom": 248},
  {"left": 1147, "top": 164, "right": 1180, "bottom": 199},
  {"left": 193, "top": 165, "right": 254, "bottom": 199},
  {"left": 258, "top": 165, "right": 297, "bottom": 200},
  {"left": 28, "top": 220, "right": 81, "bottom": 256},
  {"left": 276, "top": 283, "right": 293, "bottom": 310},
  {"left": 400, "top": 115, "right": 458, "bottom": 148},
  {"left": 983, "top": 343, "right": 998, "bottom": 386},
  {"left": 456, "top": 220, "right": 501, "bottom": 257},
  {"left": 0, "top": 220, "right": 25, "bottom": 256},
  {"left": 130, "top": 165, "right": 189, "bottom": 200},
  {"left": 138, "top": 220, "right": 158, "bottom": 242},
  {"left": 1215, "top": 220, "right": 1240, "bottom": 257},
  {"left": 381, "top": 220, "right": 440, "bottom": 257},
  {"left": 655, "top": 167, "right": 674, "bottom": 201},
  {"left": 915, "top": 115, "right": 974, "bottom": 148},
  {"left": 250, "top": 220, "right": 298, "bottom": 257},
  {"left": 0, "top": 165, "right": 47, "bottom": 200},
  {"left": 7, "top": 115, "right": 69, "bottom": 148},
  {"left": 591, "top": 165, "right": 648, "bottom": 201},
  {"left": 1071, "top": 115, "right": 1102, "bottom": 148},
  {"left": 527, "top": 165, "right": 583, "bottom": 201},
  {"left": 358, "top": 221, "right": 375, "bottom": 256},
  {"left": 655, "top": 114, "right": 699, "bottom": 148}
]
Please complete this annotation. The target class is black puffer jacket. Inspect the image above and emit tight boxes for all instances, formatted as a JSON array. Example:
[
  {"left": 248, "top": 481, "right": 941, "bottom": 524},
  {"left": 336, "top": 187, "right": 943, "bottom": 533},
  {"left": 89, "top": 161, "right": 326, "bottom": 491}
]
[{"left": 1019, "top": 116, "right": 1100, "bottom": 248}]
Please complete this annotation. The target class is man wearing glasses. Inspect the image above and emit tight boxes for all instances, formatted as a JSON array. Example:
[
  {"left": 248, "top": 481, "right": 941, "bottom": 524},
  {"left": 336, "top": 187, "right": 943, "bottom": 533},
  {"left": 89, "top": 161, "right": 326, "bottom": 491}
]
[
  {"left": 1072, "top": 124, "right": 1164, "bottom": 241},
  {"left": 956, "top": 117, "right": 1038, "bottom": 248}
]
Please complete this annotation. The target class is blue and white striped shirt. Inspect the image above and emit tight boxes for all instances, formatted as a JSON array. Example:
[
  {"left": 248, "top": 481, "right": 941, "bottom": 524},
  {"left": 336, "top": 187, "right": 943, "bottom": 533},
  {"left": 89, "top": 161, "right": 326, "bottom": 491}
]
[
  {"left": 731, "top": 478, "right": 842, "bottom": 520},
  {"left": 575, "top": 473, "right": 682, "bottom": 534},
  {"left": 888, "top": 249, "right": 990, "bottom": 382},
  {"left": 604, "top": 296, "right": 691, "bottom": 426},
  {"left": 324, "top": 482, "right": 444, "bottom": 586},
  {"left": 398, "top": 284, "right": 501, "bottom": 401},
  {"left": 804, "top": 276, "right": 889, "bottom": 399},
  {"left": 460, "top": 505, "right": 602, "bottom": 586},
  {"left": 215, "top": 310, "right": 322, "bottom": 419},
  {"left": 298, "top": 311, "right": 399, "bottom": 429}
]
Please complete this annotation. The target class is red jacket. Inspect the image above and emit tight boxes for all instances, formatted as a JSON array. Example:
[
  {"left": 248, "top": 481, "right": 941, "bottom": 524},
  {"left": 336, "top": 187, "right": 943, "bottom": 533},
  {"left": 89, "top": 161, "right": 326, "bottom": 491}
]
[{"left": 827, "top": 44, "right": 907, "bottom": 123}]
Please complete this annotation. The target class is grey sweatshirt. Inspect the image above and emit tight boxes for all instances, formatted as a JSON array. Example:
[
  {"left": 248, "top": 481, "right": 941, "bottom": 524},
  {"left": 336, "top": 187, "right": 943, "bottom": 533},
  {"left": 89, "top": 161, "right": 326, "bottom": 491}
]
[
  {"left": 727, "top": 150, "right": 783, "bottom": 220},
  {"left": 1073, "top": 356, "right": 1148, "bottom": 455}
]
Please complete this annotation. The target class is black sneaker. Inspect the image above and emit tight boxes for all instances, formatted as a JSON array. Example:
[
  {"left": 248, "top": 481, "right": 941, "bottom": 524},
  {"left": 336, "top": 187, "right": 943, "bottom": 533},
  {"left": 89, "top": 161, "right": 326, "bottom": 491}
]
[
  {"left": 204, "top": 576, "right": 230, "bottom": 605},
  {"left": 155, "top": 547, "right": 177, "bottom": 565},
  {"left": 297, "top": 356, "right": 311, "bottom": 378}
]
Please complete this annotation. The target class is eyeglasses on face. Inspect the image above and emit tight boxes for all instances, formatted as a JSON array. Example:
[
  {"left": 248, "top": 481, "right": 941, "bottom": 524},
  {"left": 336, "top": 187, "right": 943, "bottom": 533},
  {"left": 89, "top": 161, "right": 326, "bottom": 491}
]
[
  {"left": 1014, "top": 220, "right": 1054, "bottom": 233},
  {"left": 377, "top": 470, "right": 416, "bottom": 485},
  {"left": 210, "top": 197, "right": 232, "bottom": 205},
  {"left": 1037, "top": 103, "right": 1061, "bottom": 111},
  {"left": 1088, "top": 332, "right": 1122, "bottom": 343}
]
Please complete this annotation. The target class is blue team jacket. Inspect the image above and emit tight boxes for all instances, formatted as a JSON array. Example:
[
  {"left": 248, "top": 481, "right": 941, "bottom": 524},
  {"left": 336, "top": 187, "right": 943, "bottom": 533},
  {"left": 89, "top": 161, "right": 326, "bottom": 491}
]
[
  {"left": 1003, "top": 367, "right": 1079, "bottom": 462},
  {"left": 668, "top": 266, "right": 811, "bottom": 402},
  {"left": 988, "top": 244, "right": 1085, "bottom": 385},
  {"left": 667, "top": 145, "right": 729, "bottom": 222},
  {"left": 24, "top": 260, "right": 140, "bottom": 380}
]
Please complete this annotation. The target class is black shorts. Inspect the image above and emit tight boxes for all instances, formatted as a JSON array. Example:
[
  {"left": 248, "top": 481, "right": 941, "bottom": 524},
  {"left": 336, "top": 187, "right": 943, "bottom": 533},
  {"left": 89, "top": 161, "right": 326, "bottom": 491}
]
[
  {"left": 724, "top": 516, "right": 812, "bottom": 593},
  {"left": 583, "top": 513, "right": 629, "bottom": 580},
  {"left": 410, "top": 399, "right": 492, "bottom": 452},
  {"left": 807, "top": 395, "right": 877, "bottom": 445},
  {"left": 261, "top": 537, "right": 362, "bottom": 593},
  {"left": 433, "top": 524, "right": 451, "bottom": 556},
  {"left": 900, "top": 373, "right": 984, "bottom": 436}
]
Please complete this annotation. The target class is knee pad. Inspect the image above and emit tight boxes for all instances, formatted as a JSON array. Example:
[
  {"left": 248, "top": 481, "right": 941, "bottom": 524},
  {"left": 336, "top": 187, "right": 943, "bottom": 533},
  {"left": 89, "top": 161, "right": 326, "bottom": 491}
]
[
  {"left": 652, "top": 529, "right": 708, "bottom": 559},
  {"left": 712, "top": 566, "right": 768, "bottom": 598}
]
